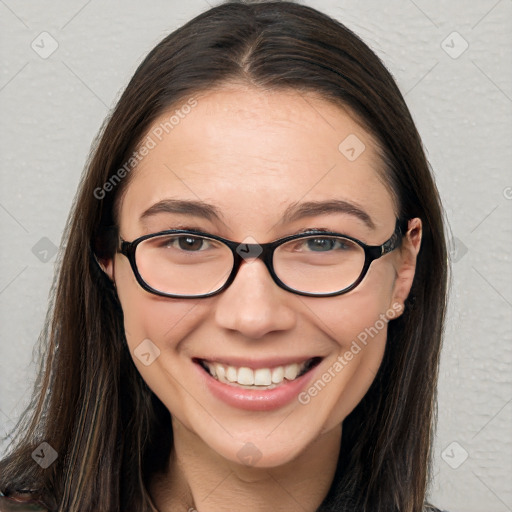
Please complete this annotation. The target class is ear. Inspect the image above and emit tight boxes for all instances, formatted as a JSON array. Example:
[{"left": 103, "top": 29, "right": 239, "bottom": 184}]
[
  {"left": 389, "top": 218, "right": 422, "bottom": 316},
  {"left": 95, "top": 254, "right": 116, "bottom": 283}
]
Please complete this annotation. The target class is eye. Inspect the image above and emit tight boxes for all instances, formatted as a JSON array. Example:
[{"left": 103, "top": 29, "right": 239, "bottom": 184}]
[
  {"left": 176, "top": 235, "right": 210, "bottom": 251},
  {"left": 299, "top": 236, "right": 354, "bottom": 252},
  {"left": 306, "top": 237, "right": 341, "bottom": 251},
  {"left": 157, "top": 235, "right": 212, "bottom": 251}
]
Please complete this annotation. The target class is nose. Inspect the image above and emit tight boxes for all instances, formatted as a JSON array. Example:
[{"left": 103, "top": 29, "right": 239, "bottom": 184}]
[{"left": 214, "top": 258, "right": 297, "bottom": 339}]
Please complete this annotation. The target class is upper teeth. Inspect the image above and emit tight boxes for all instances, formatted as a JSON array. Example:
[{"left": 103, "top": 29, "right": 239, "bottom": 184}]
[{"left": 203, "top": 361, "right": 309, "bottom": 387}]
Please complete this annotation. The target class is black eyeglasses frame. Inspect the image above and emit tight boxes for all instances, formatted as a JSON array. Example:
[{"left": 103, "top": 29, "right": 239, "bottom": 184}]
[{"left": 117, "top": 218, "right": 408, "bottom": 299}]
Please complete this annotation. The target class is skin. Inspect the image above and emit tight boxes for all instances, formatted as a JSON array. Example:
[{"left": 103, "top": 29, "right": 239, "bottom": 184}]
[{"left": 102, "top": 84, "right": 422, "bottom": 512}]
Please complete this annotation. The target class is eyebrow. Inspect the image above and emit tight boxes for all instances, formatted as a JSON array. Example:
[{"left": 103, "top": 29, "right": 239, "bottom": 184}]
[
  {"left": 140, "top": 199, "right": 224, "bottom": 223},
  {"left": 277, "top": 199, "right": 375, "bottom": 229},
  {"left": 139, "top": 198, "right": 375, "bottom": 229}
]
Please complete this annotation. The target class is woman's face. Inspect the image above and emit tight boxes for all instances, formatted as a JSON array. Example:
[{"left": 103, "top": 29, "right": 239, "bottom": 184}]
[{"left": 105, "top": 85, "right": 420, "bottom": 467}]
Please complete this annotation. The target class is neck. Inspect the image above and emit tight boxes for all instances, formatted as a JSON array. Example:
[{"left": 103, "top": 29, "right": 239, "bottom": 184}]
[{"left": 150, "top": 419, "right": 341, "bottom": 512}]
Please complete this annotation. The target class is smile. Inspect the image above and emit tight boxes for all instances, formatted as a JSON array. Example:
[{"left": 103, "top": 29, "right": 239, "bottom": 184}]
[{"left": 196, "top": 357, "right": 322, "bottom": 390}]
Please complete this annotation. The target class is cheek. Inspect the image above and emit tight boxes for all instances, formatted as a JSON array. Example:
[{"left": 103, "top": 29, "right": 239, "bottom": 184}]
[
  {"left": 310, "top": 261, "right": 397, "bottom": 347},
  {"left": 113, "top": 257, "right": 210, "bottom": 421},
  {"left": 302, "top": 263, "right": 396, "bottom": 426},
  {"left": 113, "top": 256, "right": 204, "bottom": 354}
]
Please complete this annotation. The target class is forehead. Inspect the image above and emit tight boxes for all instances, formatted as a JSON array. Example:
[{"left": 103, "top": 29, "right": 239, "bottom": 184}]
[{"left": 118, "top": 85, "right": 396, "bottom": 236}]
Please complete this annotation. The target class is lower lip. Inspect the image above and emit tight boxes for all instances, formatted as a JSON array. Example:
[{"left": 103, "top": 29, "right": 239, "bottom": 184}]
[{"left": 195, "top": 361, "right": 319, "bottom": 411}]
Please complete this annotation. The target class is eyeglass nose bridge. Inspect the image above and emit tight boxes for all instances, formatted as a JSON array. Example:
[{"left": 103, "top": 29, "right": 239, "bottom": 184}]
[{"left": 222, "top": 239, "right": 284, "bottom": 293}]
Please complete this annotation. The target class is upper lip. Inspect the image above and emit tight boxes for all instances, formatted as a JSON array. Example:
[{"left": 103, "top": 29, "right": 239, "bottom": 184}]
[{"left": 193, "top": 356, "right": 323, "bottom": 369}]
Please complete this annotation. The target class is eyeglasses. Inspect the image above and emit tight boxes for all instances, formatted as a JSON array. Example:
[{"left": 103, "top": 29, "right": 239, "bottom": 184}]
[{"left": 117, "top": 219, "right": 407, "bottom": 298}]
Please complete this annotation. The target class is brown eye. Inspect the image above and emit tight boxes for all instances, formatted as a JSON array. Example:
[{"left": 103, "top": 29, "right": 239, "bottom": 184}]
[{"left": 177, "top": 236, "right": 205, "bottom": 251}]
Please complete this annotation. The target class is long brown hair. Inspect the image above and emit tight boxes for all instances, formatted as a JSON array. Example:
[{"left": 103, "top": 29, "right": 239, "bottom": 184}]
[{"left": 0, "top": 1, "right": 448, "bottom": 510}]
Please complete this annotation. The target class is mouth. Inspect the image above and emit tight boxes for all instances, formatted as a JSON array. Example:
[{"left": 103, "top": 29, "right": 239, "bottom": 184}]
[{"left": 194, "top": 357, "right": 323, "bottom": 390}]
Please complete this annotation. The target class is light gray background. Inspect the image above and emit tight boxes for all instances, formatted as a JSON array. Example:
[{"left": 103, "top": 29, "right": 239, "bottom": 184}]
[{"left": 1, "top": 1, "right": 511, "bottom": 510}]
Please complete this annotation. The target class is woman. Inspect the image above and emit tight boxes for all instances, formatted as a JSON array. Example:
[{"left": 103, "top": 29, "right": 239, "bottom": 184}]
[{"left": 0, "top": 1, "right": 449, "bottom": 511}]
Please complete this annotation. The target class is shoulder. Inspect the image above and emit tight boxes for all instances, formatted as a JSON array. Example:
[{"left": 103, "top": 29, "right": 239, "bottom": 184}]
[{"left": 0, "top": 494, "right": 48, "bottom": 512}]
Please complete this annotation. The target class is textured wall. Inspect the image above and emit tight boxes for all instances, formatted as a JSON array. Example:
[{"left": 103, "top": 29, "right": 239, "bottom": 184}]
[{"left": 0, "top": 1, "right": 510, "bottom": 510}]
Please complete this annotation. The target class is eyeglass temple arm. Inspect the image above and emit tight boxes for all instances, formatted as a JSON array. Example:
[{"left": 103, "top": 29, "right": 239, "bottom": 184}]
[{"left": 381, "top": 218, "right": 408, "bottom": 255}]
